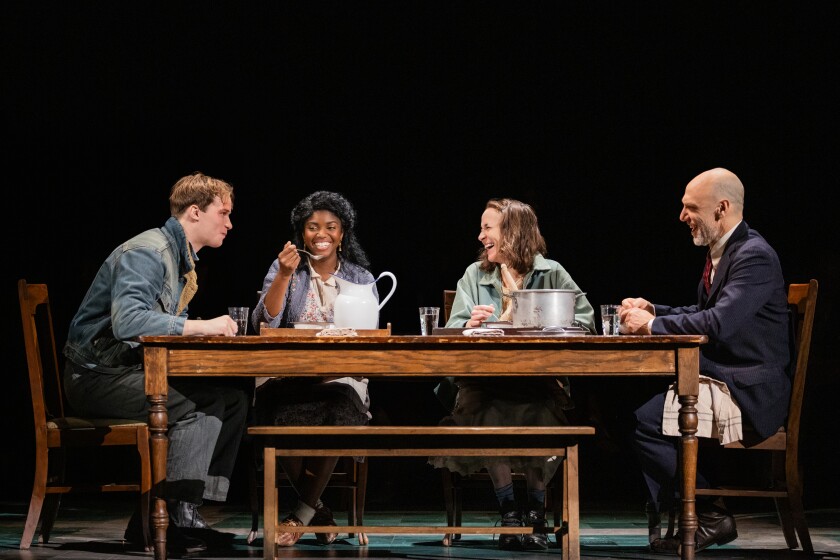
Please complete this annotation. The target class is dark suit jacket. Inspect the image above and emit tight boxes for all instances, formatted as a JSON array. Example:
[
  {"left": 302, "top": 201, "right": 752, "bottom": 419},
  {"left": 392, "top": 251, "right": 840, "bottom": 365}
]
[{"left": 651, "top": 221, "right": 791, "bottom": 439}]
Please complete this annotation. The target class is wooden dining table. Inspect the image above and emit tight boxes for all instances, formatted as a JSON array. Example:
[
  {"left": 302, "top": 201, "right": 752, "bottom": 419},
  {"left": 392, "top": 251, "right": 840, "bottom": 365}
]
[{"left": 140, "top": 333, "right": 707, "bottom": 560}]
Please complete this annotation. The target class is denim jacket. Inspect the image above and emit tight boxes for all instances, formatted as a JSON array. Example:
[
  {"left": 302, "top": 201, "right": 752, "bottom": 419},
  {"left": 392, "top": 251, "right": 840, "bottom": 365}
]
[
  {"left": 252, "top": 258, "right": 376, "bottom": 329},
  {"left": 64, "top": 217, "right": 193, "bottom": 372}
]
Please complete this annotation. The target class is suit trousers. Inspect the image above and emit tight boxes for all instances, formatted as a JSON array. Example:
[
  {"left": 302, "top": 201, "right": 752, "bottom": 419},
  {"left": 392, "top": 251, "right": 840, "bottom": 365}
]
[{"left": 633, "top": 391, "right": 713, "bottom": 510}]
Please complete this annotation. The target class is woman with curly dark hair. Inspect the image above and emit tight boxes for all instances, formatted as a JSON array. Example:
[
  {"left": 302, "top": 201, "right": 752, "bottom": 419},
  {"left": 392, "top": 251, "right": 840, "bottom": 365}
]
[{"left": 252, "top": 190, "right": 377, "bottom": 548}]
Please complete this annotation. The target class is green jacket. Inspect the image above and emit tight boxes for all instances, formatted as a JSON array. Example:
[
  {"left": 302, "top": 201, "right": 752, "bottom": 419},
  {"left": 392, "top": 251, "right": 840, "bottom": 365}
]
[
  {"left": 445, "top": 254, "right": 595, "bottom": 330},
  {"left": 435, "top": 254, "right": 596, "bottom": 412}
]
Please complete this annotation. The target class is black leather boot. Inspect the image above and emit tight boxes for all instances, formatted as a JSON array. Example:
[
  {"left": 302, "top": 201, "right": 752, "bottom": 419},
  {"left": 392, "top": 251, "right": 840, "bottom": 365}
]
[
  {"left": 167, "top": 499, "right": 236, "bottom": 550},
  {"left": 168, "top": 499, "right": 210, "bottom": 529},
  {"left": 498, "top": 500, "right": 524, "bottom": 550},
  {"left": 523, "top": 501, "right": 549, "bottom": 551},
  {"left": 123, "top": 507, "right": 207, "bottom": 554}
]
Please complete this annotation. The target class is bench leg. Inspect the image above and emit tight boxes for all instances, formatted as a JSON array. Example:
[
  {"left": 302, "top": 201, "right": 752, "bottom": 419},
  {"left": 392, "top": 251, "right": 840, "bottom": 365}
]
[
  {"left": 562, "top": 443, "right": 580, "bottom": 560},
  {"left": 263, "top": 446, "right": 276, "bottom": 560},
  {"left": 357, "top": 460, "right": 369, "bottom": 545}
]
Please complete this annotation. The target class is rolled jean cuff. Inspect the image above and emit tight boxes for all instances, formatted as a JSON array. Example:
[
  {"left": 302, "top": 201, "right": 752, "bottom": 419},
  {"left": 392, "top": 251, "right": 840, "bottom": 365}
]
[{"left": 202, "top": 476, "right": 230, "bottom": 502}]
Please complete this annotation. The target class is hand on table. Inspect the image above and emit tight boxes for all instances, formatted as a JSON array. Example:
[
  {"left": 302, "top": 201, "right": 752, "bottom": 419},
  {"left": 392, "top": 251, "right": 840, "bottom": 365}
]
[
  {"left": 466, "top": 304, "right": 496, "bottom": 328},
  {"left": 183, "top": 315, "right": 238, "bottom": 336}
]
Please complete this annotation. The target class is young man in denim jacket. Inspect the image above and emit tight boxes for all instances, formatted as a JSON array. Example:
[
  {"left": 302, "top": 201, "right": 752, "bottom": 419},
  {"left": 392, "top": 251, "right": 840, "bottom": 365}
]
[{"left": 63, "top": 172, "right": 248, "bottom": 553}]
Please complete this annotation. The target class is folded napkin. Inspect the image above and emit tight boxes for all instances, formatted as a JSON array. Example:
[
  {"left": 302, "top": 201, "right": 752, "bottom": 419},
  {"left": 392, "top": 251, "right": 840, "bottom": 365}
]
[
  {"left": 462, "top": 328, "right": 505, "bottom": 336},
  {"left": 316, "top": 327, "right": 359, "bottom": 337}
]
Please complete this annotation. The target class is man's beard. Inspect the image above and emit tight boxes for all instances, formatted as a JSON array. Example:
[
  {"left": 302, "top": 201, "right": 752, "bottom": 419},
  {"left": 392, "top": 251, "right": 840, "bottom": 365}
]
[{"left": 692, "top": 218, "right": 716, "bottom": 247}]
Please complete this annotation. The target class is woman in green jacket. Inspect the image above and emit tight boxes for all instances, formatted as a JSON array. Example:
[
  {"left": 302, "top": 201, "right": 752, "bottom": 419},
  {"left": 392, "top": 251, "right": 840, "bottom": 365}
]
[{"left": 431, "top": 198, "right": 595, "bottom": 551}]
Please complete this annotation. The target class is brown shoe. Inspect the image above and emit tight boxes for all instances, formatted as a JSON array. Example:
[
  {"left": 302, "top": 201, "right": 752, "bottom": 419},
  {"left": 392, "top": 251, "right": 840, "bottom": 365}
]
[
  {"left": 275, "top": 515, "right": 305, "bottom": 547},
  {"left": 649, "top": 535, "right": 680, "bottom": 554},
  {"left": 649, "top": 509, "right": 738, "bottom": 555},
  {"left": 312, "top": 503, "right": 339, "bottom": 545},
  {"left": 694, "top": 508, "right": 738, "bottom": 552}
]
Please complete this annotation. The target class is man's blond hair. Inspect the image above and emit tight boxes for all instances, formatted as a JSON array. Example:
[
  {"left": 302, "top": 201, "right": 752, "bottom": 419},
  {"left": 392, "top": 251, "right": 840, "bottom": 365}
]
[{"left": 169, "top": 171, "right": 234, "bottom": 216}]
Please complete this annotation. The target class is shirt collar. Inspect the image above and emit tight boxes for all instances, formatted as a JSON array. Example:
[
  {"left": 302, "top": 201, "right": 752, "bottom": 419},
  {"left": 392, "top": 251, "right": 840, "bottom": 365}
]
[
  {"left": 308, "top": 259, "right": 341, "bottom": 281},
  {"left": 709, "top": 220, "right": 742, "bottom": 263}
]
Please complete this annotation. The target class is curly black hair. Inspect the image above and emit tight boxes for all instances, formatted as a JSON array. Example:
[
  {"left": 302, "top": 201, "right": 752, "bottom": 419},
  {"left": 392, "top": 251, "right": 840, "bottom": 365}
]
[{"left": 290, "top": 190, "right": 370, "bottom": 268}]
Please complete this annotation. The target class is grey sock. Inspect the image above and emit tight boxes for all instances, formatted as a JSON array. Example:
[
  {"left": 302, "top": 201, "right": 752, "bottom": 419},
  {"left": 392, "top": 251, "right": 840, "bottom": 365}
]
[{"left": 293, "top": 500, "right": 316, "bottom": 525}]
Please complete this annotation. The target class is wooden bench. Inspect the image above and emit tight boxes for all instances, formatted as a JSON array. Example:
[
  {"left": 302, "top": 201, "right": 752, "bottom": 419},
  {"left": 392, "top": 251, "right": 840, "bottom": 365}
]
[{"left": 247, "top": 425, "right": 594, "bottom": 560}]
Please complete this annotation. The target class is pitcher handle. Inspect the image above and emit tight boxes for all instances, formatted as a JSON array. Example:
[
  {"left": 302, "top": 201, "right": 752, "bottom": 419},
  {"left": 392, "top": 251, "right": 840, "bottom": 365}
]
[{"left": 376, "top": 271, "right": 397, "bottom": 310}]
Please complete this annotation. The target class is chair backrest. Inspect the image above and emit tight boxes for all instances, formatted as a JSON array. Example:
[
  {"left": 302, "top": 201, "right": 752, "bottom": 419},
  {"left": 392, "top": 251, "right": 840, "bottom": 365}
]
[
  {"left": 443, "top": 290, "right": 456, "bottom": 324},
  {"left": 785, "top": 279, "right": 818, "bottom": 447},
  {"left": 19, "top": 279, "right": 65, "bottom": 433}
]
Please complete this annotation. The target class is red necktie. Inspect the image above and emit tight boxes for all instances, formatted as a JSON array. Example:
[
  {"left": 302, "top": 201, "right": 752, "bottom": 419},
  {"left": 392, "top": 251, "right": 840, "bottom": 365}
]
[{"left": 702, "top": 252, "right": 712, "bottom": 294}]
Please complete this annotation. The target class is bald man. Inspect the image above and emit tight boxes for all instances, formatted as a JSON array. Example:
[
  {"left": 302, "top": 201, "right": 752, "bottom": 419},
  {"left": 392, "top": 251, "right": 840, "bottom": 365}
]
[{"left": 619, "top": 168, "right": 791, "bottom": 553}]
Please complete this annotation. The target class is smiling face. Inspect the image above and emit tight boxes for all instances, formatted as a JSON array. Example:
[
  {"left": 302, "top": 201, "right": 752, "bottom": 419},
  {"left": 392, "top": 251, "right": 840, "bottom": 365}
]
[
  {"left": 679, "top": 177, "right": 723, "bottom": 247},
  {"left": 478, "top": 208, "right": 507, "bottom": 265},
  {"left": 303, "top": 210, "right": 344, "bottom": 257}
]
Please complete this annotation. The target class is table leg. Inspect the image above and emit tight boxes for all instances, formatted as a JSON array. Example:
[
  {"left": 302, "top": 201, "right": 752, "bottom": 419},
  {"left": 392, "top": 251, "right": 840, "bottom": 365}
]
[
  {"left": 677, "top": 393, "right": 698, "bottom": 560},
  {"left": 676, "top": 346, "right": 700, "bottom": 560},
  {"left": 148, "top": 393, "right": 169, "bottom": 560}
]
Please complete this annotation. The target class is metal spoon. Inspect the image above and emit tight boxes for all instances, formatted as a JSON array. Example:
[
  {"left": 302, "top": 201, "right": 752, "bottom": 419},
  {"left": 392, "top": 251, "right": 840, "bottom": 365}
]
[{"left": 296, "top": 248, "right": 326, "bottom": 261}]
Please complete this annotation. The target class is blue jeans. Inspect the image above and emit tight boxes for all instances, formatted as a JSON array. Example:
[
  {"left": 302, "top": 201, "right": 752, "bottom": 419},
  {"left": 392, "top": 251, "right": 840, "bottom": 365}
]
[{"left": 64, "top": 359, "right": 248, "bottom": 504}]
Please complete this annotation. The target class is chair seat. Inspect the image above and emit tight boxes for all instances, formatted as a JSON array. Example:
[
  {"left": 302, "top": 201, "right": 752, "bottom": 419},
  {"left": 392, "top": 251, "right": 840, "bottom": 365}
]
[
  {"left": 722, "top": 427, "right": 786, "bottom": 450},
  {"left": 47, "top": 417, "right": 148, "bottom": 430}
]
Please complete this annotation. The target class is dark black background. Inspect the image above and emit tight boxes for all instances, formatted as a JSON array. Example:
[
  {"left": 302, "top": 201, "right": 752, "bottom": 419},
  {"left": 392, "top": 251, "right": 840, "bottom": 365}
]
[{"left": 4, "top": 2, "right": 838, "bottom": 510}]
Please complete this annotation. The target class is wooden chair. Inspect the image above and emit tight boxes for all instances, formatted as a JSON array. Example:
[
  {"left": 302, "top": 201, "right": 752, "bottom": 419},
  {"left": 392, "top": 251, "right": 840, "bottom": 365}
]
[
  {"left": 443, "top": 289, "right": 456, "bottom": 326},
  {"left": 245, "top": 324, "right": 390, "bottom": 545},
  {"left": 439, "top": 289, "right": 568, "bottom": 545},
  {"left": 18, "top": 279, "right": 152, "bottom": 550},
  {"left": 649, "top": 279, "right": 818, "bottom": 553}
]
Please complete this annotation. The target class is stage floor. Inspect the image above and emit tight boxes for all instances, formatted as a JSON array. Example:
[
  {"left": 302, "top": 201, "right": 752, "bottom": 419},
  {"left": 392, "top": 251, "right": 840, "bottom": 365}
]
[{"left": 2, "top": 496, "right": 838, "bottom": 559}]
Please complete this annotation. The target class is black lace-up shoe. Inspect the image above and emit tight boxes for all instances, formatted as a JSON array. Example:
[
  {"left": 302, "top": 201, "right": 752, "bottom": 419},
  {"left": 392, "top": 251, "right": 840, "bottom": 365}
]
[
  {"left": 168, "top": 500, "right": 210, "bottom": 529},
  {"left": 123, "top": 508, "right": 207, "bottom": 555},
  {"left": 167, "top": 500, "right": 236, "bottom": 550},
  {"left": 523, "top": 502, "right": 549, "bottom": 551},
  {"left": 498, "top": 500, "right": 524, "bottom": 550}
]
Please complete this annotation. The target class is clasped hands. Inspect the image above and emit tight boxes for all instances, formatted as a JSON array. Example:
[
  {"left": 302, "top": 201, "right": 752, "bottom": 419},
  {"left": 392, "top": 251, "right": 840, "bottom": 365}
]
[{"left": 618, "top": 297, "right": 655, "bottom": 335}]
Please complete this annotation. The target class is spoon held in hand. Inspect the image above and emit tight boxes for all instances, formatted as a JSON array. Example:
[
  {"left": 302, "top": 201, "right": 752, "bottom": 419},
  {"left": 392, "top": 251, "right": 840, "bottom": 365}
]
[{"left": 296, "top": 248, "right": 326, "bottom": 261}]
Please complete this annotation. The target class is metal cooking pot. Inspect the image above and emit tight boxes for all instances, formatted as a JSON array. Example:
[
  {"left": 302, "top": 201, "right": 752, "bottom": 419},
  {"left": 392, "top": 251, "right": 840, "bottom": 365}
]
[{"left": 510, "top": 289, "right": 581, "bottom": 328}]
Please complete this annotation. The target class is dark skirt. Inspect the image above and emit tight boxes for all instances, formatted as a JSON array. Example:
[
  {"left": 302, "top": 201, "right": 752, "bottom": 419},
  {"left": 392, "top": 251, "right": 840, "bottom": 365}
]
[
  {"left": 428, "top": 378, "right": 571, "bottom": 482},
  {"left": 254, "top": 378, "right": 369, "bottom": 427}
]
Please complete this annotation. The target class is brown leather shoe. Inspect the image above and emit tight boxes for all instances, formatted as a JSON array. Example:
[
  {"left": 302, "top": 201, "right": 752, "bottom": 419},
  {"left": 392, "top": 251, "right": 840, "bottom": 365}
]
[
  {"left": 649, "top": 508, "right": 738, "bottom": 555},
  {"left": 312, "top": 503, "right": 339, "bottom": 545},
  {"left": 694, "top": 508, "right": 738, "bottom": 552},
  {"left": 649, "top": 535, "right": 680, "bottom": 554},
  {"left": 275, "top": 515, "right": 305, "bottom": 547}
]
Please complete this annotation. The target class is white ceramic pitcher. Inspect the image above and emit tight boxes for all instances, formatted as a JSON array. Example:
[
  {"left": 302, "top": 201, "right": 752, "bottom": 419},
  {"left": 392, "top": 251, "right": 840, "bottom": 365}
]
[{"left": 333, "top": 271, "right": 397, "bottom": 329}]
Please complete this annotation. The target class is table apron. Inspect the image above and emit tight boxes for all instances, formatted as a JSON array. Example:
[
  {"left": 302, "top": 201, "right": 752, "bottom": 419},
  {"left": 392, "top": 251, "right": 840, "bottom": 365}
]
[{"left": 160, "top": 347, "right": 678, "bottom": 376}]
